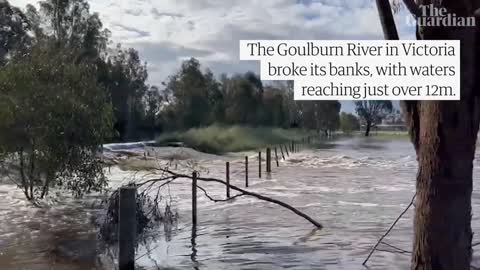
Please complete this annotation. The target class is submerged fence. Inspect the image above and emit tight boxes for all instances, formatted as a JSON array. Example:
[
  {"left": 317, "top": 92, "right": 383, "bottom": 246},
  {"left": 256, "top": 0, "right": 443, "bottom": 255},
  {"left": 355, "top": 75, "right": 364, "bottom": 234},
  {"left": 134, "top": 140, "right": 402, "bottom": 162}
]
[{"left": 117, "top": 133, "right": 332, "bottom": 270}]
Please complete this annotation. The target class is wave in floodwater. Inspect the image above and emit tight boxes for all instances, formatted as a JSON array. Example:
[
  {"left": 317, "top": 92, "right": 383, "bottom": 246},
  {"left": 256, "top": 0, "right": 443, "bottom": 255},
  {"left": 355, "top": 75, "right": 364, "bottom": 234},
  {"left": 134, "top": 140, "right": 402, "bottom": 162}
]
[{"left": 3, "top": 137, "right": 480, "bottom": 269}]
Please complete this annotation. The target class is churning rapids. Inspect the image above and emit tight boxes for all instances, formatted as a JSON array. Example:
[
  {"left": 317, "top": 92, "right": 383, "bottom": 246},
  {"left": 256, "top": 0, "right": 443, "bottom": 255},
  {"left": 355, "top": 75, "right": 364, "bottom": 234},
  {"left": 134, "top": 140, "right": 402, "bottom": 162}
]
[{"left": 3, "top": 137, "right": 480, "bottom": 270}]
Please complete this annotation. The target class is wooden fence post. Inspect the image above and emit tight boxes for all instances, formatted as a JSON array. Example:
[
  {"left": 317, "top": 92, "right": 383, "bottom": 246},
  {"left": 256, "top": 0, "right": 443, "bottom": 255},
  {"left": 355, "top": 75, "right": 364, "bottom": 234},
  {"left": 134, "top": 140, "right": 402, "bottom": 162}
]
[
  {"left": 274, "top": 147, "right": 279, "bottom": 167},
  {"left": 266, "top": 148, "right": 271, "bottom": 173},
  {"left": 284, "top": 144, "right": 289, "bottom": 156},
  {"left": 192, "top": 172, "right": 197, "bottom": 226},
  {"left": 119, "top": 186, "right": 136, "bottom": 270},
  {"left": 226, "top": 162, "right": 230, "bottom": 198},
  {"left": 279, "top": 145, "right": 285, "bottom": 160},
  {"left": 258, "top": 151, "right": 262, "bottom": 178},
  {"left": 245, "top": 156, "right": 249, "bottom": 187}
]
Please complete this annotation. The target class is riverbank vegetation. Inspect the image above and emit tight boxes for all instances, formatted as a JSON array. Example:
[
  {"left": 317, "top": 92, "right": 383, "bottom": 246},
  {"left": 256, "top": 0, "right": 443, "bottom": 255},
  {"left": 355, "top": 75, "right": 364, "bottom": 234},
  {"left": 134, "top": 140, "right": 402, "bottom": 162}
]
[
  {"left": 159, "top": 61, "right": 341, "bottom": 135},
  {"left": 156, "top": 125, "right": 316, "bottom": 154},
  {"left": 371, "top": 131, "right": 409, "bottom": 140},
  {"left": 342, "top": 131, "right": 409, "bottom": 140},
  {"left": 340, "top": 112, "right": 361, "bottom": 134},
  {"left": 1, "top": 0, "right": 118, "bottom": 201},
  {"left": 0, "top": 43, "right": 113, "bottom": 201}
]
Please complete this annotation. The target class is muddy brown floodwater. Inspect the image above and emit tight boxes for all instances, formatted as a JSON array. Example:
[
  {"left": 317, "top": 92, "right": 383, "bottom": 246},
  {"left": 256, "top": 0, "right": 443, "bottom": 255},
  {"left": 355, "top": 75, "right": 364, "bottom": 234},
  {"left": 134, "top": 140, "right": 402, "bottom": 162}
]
[{"left": 2, "top": 137, "right": 480, "bottom": 269}]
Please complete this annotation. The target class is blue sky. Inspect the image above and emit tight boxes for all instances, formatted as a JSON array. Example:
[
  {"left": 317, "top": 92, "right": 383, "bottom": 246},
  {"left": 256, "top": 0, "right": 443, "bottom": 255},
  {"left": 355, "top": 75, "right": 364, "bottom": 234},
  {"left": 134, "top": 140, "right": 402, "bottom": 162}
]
[{"left": 12, "top": 0, "right": 413, "bottom": 112}]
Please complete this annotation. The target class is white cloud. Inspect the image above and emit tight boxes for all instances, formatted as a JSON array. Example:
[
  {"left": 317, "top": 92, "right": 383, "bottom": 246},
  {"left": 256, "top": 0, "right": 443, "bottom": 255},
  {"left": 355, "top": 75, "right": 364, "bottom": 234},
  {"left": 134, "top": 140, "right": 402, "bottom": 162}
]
[{"left": 9, "top": 0, "right": 414, "bottom": 86}]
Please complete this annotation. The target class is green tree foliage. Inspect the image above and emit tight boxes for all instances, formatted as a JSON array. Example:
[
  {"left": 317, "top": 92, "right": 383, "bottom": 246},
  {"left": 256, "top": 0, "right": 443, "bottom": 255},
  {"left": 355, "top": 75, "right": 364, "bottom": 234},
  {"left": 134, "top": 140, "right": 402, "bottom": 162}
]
[
  {"left": 340, "top": 112, "right": 360, "bottom": 134},
  {"left": 37, "top": 0, "right": 110, "bottom": 58},
  {"left": 280, "top": 81, "right": 302, "bottom": 127},
  {"left": 162, "top": 61, "right": 292, "bottom": 129},
  {"left": 28, "top": 0, "right": 154, "bottom": 140},
  {"left": 354, "top": 101, "right": 393, "bottom": 136},
  {"left": 161, "top": 59, "right": 341, "bottom": 132},
  {"left": 0, "top": 43, "right": 113, "bottom": 201},
  {"left": 162, "top": 58, "right": 224, "bottom": 129},
  {"left": 1, "top": 2, "right": 345, "bottom": 205},
  {"left": 0, "top": 0, "right": 32, "bottom": 66},
  {"left": 297, "top": 101, "right": 341, "bottom": 135},
  {"left": 318, "top": 101, "right": 341, "bottom": 134},
  {"left": 98, "top": 46, "right": 150, "bottom": 140},
  {"left": 144, "top": 86, "right": 163, "bottom": 138},
  {"left": 0, "top": 0, "right": 157, "bottom": 201},
  {"left": 222, "top": 72, "right": 264, "bottom": 125},
  {"left": 262, "top": 86, "right": 287, "bottom": 127},
  {"left": 6, "top": 0, "right": 342, "bottom": 142}
]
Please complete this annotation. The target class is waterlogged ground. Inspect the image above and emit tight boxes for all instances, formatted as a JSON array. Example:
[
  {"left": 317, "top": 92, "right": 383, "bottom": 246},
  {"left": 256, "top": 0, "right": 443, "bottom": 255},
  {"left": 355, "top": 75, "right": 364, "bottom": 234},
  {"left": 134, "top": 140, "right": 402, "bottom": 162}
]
[{"left": 2, "top": 137, "right": 480, "bottom": 269}]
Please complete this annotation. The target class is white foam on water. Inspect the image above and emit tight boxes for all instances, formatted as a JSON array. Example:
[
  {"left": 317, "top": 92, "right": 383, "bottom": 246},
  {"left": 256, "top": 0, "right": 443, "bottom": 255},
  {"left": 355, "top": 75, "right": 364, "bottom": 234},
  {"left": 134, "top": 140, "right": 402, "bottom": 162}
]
[{"left": 337, "top": 201, "right": 379, "bottom": 207}]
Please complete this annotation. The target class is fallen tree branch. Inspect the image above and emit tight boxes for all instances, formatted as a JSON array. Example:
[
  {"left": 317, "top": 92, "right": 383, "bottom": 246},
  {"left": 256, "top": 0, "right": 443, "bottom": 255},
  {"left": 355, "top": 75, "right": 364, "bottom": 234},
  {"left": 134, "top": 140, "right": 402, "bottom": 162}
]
[
  {"left": 381, "top": 241, "right": 411, "bottom": 254},
  {"left": 148, "top": 168, "right": 323, "bottom": 229},
  {"left": 362, "top": 193, "right": 416, "bottom": 265},
  {"left": 375, "top": 248, "right": 410, "bottom": 255},
  {"left": 197, "top": 185, "right": 245, "bottom": 202}
]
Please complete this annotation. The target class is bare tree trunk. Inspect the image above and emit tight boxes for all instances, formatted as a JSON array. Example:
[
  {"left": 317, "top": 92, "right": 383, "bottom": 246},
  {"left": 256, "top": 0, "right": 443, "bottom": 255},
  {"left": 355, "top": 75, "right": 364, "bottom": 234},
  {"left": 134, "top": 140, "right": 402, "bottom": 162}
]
[
  {"left": 18, "top": 149, "right": 32, "bottom": 200},
  {"left": 376, "top": 1, "right": 480, "bottom": 269},
  {"left": 408, "top": 2, "right": 480, "bottom": 269},
  {"left": 375, "top": 0, "right": 399, "bottom": 40},
  {"left": 364, "top": 121, "right": 371, "bottom": 137},
  {"left": 408, "top": 103, "right": 479, "bottom": 270},
  {"left": 126, "top": 95, "right": 135, "bottom": 141},
  {"left": 40, "top": 171, "right": 54, "bottom": 199}
]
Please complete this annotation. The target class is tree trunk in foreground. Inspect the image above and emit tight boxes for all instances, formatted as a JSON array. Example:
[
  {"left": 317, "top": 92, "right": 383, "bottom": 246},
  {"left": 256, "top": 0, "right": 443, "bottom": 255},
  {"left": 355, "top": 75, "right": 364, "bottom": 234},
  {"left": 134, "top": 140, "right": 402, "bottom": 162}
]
[
  {"left": 375, "top": 0, "right": 480, "bottom": 269},
  {"left": 403, "top": 1, "right": 480, "bottom": 269}
]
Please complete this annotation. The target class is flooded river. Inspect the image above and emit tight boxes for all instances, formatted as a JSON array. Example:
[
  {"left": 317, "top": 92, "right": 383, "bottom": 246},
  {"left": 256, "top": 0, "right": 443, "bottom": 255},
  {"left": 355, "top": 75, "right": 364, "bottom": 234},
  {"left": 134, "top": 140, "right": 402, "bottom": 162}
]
[{"left": 2, "top": 137, "right": 480, "bottom": 269}]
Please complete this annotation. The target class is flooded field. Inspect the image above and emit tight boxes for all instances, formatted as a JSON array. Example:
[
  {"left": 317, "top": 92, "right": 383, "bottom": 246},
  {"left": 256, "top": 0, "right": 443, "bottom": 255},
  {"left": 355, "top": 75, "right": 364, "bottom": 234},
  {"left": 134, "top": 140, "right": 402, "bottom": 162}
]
[{"left": 2, "top": 137, "right": 480, "bottom": 269}]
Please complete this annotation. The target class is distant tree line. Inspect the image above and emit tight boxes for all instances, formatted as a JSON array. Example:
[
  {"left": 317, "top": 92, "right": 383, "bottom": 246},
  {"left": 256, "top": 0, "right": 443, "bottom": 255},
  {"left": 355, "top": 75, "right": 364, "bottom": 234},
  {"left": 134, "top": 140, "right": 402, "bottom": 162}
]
[
  {"left": 159, "top": 58, "right": 342, "bottom": 134},
  {"left": 1, "top": 0, "right": 346, "bottom": 142}
]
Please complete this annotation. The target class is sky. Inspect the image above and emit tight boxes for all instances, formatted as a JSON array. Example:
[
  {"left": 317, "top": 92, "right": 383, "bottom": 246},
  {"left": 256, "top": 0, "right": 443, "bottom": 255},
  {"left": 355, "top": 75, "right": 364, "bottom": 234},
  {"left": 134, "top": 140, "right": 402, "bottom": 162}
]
[{"left": 10, "top": 0, "right": 413, "bottom": 112}]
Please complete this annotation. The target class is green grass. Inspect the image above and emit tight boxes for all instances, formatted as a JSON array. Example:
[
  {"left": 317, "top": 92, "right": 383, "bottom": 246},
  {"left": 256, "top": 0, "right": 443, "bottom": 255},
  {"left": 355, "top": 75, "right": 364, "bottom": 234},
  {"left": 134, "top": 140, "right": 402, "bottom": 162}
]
[
  {"left": 347, "top": 130, "right": 409, "bottom": 140},
  {"left": 156, "top": 125, "right": 316, "bottom": 154}
]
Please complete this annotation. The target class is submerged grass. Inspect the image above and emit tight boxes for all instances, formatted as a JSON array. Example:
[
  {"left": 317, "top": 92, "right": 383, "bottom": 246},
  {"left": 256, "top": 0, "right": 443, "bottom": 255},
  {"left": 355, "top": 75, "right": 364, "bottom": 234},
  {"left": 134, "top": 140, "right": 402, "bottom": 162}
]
[
  {"left": 369, "top": 131, "right": 409, "bottom": 140},
  {"left": 156, "top": 125, "right": 316, "bottom": 154},
  {"left": 340, "top": 131, "right": 409, "bottom": 141}
]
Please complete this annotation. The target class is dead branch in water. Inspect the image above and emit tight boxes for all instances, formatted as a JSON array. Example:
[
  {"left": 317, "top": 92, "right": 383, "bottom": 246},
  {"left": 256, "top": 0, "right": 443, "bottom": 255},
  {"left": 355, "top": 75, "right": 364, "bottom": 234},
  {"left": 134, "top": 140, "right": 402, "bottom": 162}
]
[
  {"left": 362, "top": 193, "right": 416, "bottom": 266},
  {"left": 135, "top": 168, "right": 323, "bottom": 229},
  {"left": 197, "top": 185, "right": 245, "bottom": 202}
]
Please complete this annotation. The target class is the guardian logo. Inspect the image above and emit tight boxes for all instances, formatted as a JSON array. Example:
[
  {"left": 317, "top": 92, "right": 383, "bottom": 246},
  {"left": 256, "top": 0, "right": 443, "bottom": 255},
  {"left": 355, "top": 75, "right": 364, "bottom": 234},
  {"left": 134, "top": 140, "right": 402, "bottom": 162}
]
[{"left": 407, "top": 4, "right": 476, "bottom": 27}]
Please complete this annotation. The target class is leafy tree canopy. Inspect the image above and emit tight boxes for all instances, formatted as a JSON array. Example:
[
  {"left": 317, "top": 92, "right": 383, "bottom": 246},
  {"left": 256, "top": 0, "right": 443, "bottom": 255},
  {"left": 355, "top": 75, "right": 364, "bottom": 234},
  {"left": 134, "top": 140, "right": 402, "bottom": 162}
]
[
  {"left": 355, "top": 101, "right": 392, "bottom": 136},
  {"left": 340, "top": 112, "right": 360, "bottom": 134},
  {"left": 0, "top": 42, "right": 113, "bottom": 200}
]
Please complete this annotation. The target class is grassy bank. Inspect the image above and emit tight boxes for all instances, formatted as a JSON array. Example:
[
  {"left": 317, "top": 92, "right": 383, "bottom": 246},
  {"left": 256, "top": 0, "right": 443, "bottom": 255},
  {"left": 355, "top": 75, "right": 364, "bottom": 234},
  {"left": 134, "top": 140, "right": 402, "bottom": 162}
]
[
  {"left": 156, "top": 125, "right": 317, "bottom": 154},
  {"left": 347, "top": 130, "right": 409, "bottom": 140}
]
